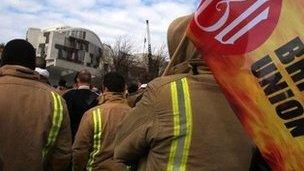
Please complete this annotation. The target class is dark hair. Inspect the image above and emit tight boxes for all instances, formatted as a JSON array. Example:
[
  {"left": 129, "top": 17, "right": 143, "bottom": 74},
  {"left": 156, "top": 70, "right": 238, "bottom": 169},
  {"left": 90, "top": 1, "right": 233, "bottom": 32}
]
[
  {"left": 1, "top": 39, "right": 36, "bottom": 70},
  {"left": 36, "top": 57, "right": 47, "bottom": 69},
  {"left": 73, "top": 72, "right": 79, "bottom": 84},
  {"left": 77, "top": 69, "right": 92, "bottom": 84},
  {"left": 58, "top": 79, "right": 67, "bottom": 87},
  {"left": 127, "top": 81, "right": 139, "bottom": 94},
  {"left": 102, "top": 72, "right": 126, "bottom": 93}
]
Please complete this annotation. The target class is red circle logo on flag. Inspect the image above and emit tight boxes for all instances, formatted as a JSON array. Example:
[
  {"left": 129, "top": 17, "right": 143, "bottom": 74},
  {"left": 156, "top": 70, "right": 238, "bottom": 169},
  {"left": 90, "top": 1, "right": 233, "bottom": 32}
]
[{"left": 190, "top": 0, "right": 282, "bottom": 55}]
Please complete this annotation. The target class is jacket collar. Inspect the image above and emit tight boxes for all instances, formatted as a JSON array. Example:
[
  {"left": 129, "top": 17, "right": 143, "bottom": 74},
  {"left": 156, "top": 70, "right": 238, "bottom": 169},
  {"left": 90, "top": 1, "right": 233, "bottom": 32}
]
[
  {"left": 98, "top": 92, "right": 127, "bottom": 105},
  {"left": 163, "top": 14, "right": 211, "bottom": 76},
  {"left": 0, "top": 65, "right": 40, "bottom": 80},
  {"left": 78, "top": 85, "right": 90, "bottom": 90}
]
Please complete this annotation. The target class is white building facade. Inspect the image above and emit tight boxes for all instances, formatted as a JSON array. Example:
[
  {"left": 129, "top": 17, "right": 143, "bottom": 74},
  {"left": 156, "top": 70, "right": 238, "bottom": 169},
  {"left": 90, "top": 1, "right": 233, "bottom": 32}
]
[{"left": 26, "top": 26, "right": 109, "bottom": 86}]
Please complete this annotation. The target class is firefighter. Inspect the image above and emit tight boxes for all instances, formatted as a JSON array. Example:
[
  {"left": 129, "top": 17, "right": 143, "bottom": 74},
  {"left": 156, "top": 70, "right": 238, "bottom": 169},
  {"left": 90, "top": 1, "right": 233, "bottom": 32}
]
[
  {"left": 73, "top": 72, "right": 131, "bottom": 171},
  {"left": 114, "top": 14, "right": 253, "bottom": 170},
  {"left": 0, "top": 39, "right": 72, "bottom": 170}
]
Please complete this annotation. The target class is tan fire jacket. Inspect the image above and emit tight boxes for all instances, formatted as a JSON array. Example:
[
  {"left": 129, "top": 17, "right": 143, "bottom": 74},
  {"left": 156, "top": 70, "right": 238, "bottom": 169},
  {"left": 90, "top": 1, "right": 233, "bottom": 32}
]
[
  {"left": 114, "top": 14, "right": 252, "bottom": 171},
  {"left": 73, "top": 92, "right": 131, "bottom": 171},
  {"left": 0, "top": 65, "right": 72, "bottom": 171},
  {"left": 114, "top": 74, "right": 252, "bottom": 171},
  {"left": 127, "top": 91, "right": 144, "bottom": 108}
]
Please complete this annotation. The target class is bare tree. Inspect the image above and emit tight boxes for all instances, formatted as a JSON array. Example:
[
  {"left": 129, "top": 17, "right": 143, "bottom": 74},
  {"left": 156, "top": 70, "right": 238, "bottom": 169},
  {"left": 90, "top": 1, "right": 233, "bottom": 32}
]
[
  {"left": 110, "top": 37, "right": 169, "bottom": 83},
  {"left": 0, "top": 43, "right": 5, "bottom": 49},
  {"left": 112, "top": 37, "right": 139, "bottom": 80},
  {"left": 0, "top": 43, "right": 5, "bottom": 62}
]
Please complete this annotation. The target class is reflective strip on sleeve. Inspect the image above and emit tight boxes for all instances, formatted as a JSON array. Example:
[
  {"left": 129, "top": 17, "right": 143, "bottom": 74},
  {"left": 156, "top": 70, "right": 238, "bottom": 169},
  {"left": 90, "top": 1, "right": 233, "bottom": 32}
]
[
  {"left": 87, "top": 108, "right": 102, "bottom": 171},
  {"left": 167, "top": 78, "right": 193, "bottom": 171},
  {"left": 42, "top": 92, "right": 64, "bottom": 159}
]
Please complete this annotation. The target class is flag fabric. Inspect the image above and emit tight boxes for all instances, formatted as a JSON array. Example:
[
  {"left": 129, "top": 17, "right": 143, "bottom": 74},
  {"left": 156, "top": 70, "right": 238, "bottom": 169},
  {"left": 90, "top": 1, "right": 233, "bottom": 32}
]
[{"left": 188, "top": 0, "right": 304, "bottom": 170}]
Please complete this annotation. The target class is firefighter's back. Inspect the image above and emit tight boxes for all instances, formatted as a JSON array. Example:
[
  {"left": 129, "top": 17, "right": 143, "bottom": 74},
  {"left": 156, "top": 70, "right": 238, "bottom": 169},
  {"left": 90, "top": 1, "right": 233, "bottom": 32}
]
[
  {"left": 115, "top": 73, "right": 253, "bottom": 171},
  {"left": 0, "top": 39, "right": 71, "bottom": 171},
  {"left": 151, "top": 73, "right": 252, "bottom": 170},
  {"left": 0, "top": 66, "right": 60, "bottom": 170}
]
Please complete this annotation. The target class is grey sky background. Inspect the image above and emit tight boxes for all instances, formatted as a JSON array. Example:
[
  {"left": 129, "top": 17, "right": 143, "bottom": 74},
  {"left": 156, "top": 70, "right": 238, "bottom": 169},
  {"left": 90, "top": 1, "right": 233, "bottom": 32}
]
[{"left": 0, "top": 0, "right": 199, "bottom": 52}]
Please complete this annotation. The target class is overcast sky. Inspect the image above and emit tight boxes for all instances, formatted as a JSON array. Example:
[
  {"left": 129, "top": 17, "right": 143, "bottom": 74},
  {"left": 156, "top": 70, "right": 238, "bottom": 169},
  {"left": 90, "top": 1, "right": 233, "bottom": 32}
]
[{"left": 0, "top": 0, "right": 199, "bottom": 52}]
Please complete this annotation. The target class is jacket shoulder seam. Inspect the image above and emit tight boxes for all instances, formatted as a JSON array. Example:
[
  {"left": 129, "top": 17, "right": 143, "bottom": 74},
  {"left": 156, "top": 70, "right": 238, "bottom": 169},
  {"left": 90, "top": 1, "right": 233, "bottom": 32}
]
[
  {"left": 0, "top": 82, "right": 56, "bottom": 94},
  {"left": 150, "top": 74, "right": 188, "bottom": 91}
]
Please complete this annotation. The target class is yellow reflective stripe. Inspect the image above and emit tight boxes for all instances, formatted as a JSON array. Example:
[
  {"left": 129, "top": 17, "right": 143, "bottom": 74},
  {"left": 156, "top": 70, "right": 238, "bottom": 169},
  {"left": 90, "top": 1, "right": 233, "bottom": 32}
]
[
  {"left": 167, "top": 81, "right": 181, "bottom": 171},
  {"left": 180, "top": 78, "right": 193, "bottom": 171},
  {"left": 43, "top": 92, "right": 64, "bottom": 158},
  {"left": 167, "top": 78, "right": 193, "bottom": 171},
  {"left": 87, "top": 108, "right": 102, "bottom": 171}
]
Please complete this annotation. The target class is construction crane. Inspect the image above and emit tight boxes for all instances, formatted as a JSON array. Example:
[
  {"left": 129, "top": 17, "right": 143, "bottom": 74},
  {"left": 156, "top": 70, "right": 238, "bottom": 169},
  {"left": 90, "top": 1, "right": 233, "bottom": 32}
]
[
  {"left": 146, "top": 20, "right": 155, "bottom": 81},
  {"left": 146, "top": 20, "right": 158, "bottom": 81},
  {"left": 146, "top": 20, "right": 152, "bottom": 59}
]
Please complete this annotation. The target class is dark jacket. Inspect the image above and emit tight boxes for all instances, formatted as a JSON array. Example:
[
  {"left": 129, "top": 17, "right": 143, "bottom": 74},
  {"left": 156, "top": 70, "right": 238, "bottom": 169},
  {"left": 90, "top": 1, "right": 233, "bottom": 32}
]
[
  {"left": 63, "top": 87, "right": 98, "bottom": 141},
  {"left": 250, "top": 148, "right": 271, "bottom": 171}
]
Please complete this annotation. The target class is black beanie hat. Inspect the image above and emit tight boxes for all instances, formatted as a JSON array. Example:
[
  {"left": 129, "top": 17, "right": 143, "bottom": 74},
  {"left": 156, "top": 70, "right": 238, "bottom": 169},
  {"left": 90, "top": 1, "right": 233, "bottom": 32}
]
[{"left": 1, "top": 39, "right": 36, "bottom": 70}]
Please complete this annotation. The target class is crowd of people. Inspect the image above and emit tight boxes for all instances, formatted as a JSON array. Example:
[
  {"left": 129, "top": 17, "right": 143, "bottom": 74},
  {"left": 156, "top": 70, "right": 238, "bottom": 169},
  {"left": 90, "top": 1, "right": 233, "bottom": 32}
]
[{"left": 0, "top": 14, "right": 270, "bottom": 171}]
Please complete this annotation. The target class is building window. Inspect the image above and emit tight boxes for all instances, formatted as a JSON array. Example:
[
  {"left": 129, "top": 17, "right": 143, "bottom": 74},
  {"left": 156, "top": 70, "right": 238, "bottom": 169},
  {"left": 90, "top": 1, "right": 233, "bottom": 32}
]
[
  {"left": 83, "top": 32, "right": 86, "bottom": 39},
  {"left": 44, "top": 32, "right": 50, "bottom": 43},
  {"left": 67, "top": 51, "right": 73, "bottom": 61},
  {"left": 58, "top": 49, "right": 63, "bottom": 59},
  {"left": 78, "top": 50, "right": 85, "bottom": 62},
  {"left": 38, "top": 43, "right": 46, "bottom": 58}
]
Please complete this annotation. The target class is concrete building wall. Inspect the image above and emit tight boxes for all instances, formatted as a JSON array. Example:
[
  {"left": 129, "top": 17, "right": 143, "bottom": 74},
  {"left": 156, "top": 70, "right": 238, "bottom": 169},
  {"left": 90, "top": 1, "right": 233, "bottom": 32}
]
[
  {"left": 26, "top": 26, "right": 107, "bottom": 86},
  {"left": 85, "top": 30, "right": 102, "bottom": 47},
  {"left": 84, "top": 51, "right": 91, "bottom": 65},
  {"left": 26, "top": 28, "right": 42, "bottom": 48},
  {"left": 26, "top": 28, "right": 44, "bottom": 57},
  {"left": 46, "top": 31, "right": 65, "bottom": 61}
]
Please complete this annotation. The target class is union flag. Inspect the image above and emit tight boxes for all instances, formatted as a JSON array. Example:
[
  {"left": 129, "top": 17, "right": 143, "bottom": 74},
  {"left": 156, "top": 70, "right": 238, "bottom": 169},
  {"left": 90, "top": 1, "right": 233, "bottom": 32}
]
[{"left": 188, "top": 0, "right": 304, "bottom": 170}]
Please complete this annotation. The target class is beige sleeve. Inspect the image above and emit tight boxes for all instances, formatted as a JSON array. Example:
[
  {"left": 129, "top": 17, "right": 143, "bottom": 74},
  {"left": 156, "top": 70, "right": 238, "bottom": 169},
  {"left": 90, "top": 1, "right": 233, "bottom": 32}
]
[
  {"left": 114, "top": 86, "right": 157, "bottom": 165},
  {"left": 46, "top": 101, "right": 72, "bottom": 171},
  {"left": 72, "top": 111, "right": 93, "bottom": 171}
]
